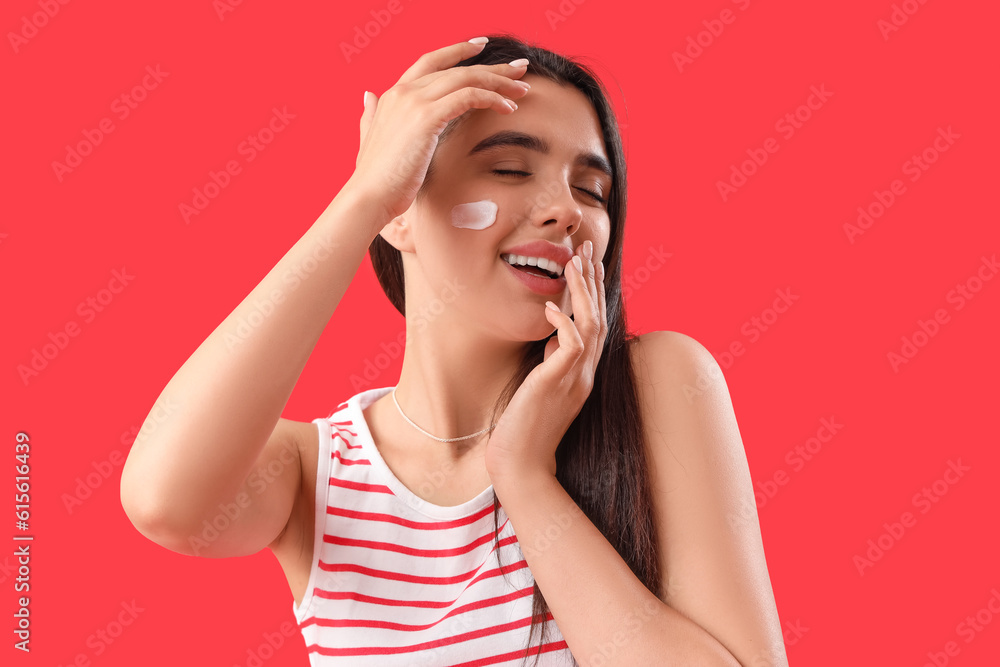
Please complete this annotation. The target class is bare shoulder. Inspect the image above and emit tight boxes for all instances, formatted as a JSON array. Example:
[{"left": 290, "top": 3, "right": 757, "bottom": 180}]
[
  {"left": 628, "top": 330, "right": 788, "bottom": 666},
  {"left": 628, "top": 328, "right": 746, "bottom": 533},
  {"left": 628, "top": 329, "right": 738, "bottom": 491},
  {"left": 629, "top": 330, "right": 718, "bottom": 385}
]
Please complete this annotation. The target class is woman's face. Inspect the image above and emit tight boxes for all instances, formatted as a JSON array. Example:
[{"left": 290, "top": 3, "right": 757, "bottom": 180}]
[{"left": 384, "top": 73, "right": 613, "bottom": 343}]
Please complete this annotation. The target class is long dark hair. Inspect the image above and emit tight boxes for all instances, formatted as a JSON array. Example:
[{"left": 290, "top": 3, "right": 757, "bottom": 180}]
[{"left": 368, "top": 34, "right": 661, "bottom": 666}]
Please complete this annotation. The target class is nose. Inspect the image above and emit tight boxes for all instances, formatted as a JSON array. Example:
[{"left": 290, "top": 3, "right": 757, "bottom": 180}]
[{"left": 526, "top": 178, "right": 585, "bottom": 236}]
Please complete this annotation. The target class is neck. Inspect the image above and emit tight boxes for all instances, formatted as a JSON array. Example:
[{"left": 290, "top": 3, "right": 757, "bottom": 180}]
[{"left": 385, "top": 320, "right": 527, "bottom": 460}]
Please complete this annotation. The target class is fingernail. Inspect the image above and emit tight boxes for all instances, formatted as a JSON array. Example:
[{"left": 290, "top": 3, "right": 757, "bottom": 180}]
[
  {"left": 362, "top": 90, "right": 369, "bottom": 109},
  {"left": 509, "top": 58, "right": 529, "bottom": 68},
  {"left": 584, "top": 240, "right": 593, "bottom": 260},
  {"left": 469, "top": 37, "right": 488, "bottom": 45},
  {"left": 573, "top": 256, "right": 583, "bottom": 273},
  {"left": 546, "top": 301, "right": 560, "bottom": 312}
]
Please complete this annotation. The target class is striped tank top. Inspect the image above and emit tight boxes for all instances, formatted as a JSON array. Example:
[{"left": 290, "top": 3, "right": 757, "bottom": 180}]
[{"left": 292, "top": 386, "right": 577, "bottom": 666}]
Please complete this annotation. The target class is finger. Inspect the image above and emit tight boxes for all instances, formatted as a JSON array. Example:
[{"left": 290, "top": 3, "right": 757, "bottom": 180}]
[
  {"left": 541, "top": 301, "right": 584, "bottom": 376},
  {"left": 418, "top": 62, "right": 531, "bottom": 102},
  {"left": 433, "top": 85, "right": 522, "bottom": 122},
  {"left": 580, "top": 247, "right": 602, "bottom": 367},
  {"left": 567, "top": 249, "right": 599, "bottom": 348},
  {"left": 569, "top": 245, "right": 604, "bottom": 376},
  {"left": 582, "top": 244, "right": 599, "bottom": 317},
  {"left": 395, "top": 38, "right": 490, "bottom": 86},
  {"left": 420, "top": 69, "right": 531, "bottom": 118},
  {"left": 595, "top": 259, "right": 608, "bottom": 358}
]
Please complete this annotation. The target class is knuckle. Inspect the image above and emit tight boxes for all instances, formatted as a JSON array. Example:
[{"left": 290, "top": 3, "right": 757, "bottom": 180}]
[{"left": 383, "top": 85, "right": 404, "bottom": 101}]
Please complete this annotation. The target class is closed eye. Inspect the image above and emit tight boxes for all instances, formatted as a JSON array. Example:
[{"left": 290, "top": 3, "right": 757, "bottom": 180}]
[{"left": 491, "top": 170, "right": 607, "bottom": 205}]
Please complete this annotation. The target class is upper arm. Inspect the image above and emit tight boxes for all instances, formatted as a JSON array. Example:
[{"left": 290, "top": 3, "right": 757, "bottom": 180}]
[
  {"left": 632, "top": 331, "right": 788, "bottom": 667},
  {"left": 138, "top": 418, "right": 317, "bottom": 560}
]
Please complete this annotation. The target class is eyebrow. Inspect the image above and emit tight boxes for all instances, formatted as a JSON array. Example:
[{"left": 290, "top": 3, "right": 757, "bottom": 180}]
[{"left": 466, "top": 130, "right": 613, "bottom": 180}]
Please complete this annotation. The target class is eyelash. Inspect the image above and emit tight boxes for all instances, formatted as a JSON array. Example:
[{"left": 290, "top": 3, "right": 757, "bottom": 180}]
[{"left": 491, "top": 170, "right": 607, "bottom": 205}]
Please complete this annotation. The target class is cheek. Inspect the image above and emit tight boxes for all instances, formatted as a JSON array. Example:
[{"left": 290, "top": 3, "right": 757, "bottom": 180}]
[{"left": 450, "top": 199, "right": 498, "bottom": 230}]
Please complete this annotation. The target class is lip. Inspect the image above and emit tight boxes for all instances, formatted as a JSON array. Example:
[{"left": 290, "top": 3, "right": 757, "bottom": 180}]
[
  {"left": 501, "top": 257, "right": 568, "bottom": 295},
  {"left": 499, "top": 240, "right": 576, "bottom": 268}
]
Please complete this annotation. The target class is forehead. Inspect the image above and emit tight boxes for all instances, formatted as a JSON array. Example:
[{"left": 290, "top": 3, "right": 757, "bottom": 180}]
[{"left": 449, "top": 75, "right": 609, "bottom": 165}]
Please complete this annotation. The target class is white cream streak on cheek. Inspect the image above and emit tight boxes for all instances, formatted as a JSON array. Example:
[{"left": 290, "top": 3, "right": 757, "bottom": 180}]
[{"left": 450, "top": 200, "right": 498, "bottom": 230}]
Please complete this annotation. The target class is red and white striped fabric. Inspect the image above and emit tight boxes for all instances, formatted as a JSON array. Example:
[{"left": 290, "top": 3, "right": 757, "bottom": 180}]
[{"left": 293, "top": 386, "right": 576, "bottom": 666}]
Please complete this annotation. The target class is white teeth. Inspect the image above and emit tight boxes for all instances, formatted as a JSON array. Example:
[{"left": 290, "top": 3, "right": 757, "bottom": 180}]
[{"left": 502, "top": 254, "right": 565, "bottom": 277}]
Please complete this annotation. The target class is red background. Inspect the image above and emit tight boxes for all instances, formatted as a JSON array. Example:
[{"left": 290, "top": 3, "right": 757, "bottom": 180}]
[{"left": 4, "top": 0, "right": 999, "bottom": 665}]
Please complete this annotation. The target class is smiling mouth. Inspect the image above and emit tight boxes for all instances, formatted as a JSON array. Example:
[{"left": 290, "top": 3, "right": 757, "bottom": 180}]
[{"left": 500, "top": 254, "right": 564, "bottom": 279}]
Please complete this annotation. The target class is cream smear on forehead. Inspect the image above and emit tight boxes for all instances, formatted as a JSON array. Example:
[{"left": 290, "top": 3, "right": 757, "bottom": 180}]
[{"left": 450, "top": 200, "right": 498, "bottom": 230}]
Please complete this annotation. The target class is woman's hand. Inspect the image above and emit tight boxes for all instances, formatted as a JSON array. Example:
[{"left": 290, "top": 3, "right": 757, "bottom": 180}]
[
  {"left": 347, "top": 37, "right": 531, "bottom": 230},
  {"left": 484, "top": 240, "right": 608, "bottom": 482}
]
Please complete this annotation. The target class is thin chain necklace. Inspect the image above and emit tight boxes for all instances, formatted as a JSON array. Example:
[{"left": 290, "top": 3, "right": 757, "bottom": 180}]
[{"left": 391, "top": 386, "right": 496, "bottom": 443}]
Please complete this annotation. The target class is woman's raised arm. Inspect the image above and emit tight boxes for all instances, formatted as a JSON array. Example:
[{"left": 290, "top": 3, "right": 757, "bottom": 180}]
[
  {"left": 120, "top": 36, "right": 531, "bottom": 558},
  {"left": 119, "top": 182, "right": 387, "bottom": 557}
]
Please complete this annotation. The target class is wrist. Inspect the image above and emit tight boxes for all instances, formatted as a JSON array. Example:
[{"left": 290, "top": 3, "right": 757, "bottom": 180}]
[
  {"left": 336, "top": 176, "right": 396, "bottom": 241},
  {"left": 489, "top": 460, "right": 557, "bottom": 491}
]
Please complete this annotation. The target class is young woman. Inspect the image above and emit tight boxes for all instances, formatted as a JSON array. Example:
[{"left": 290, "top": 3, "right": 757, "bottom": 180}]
[{"left": 121, "top": 33, "right": 787, "bottom": 666}]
